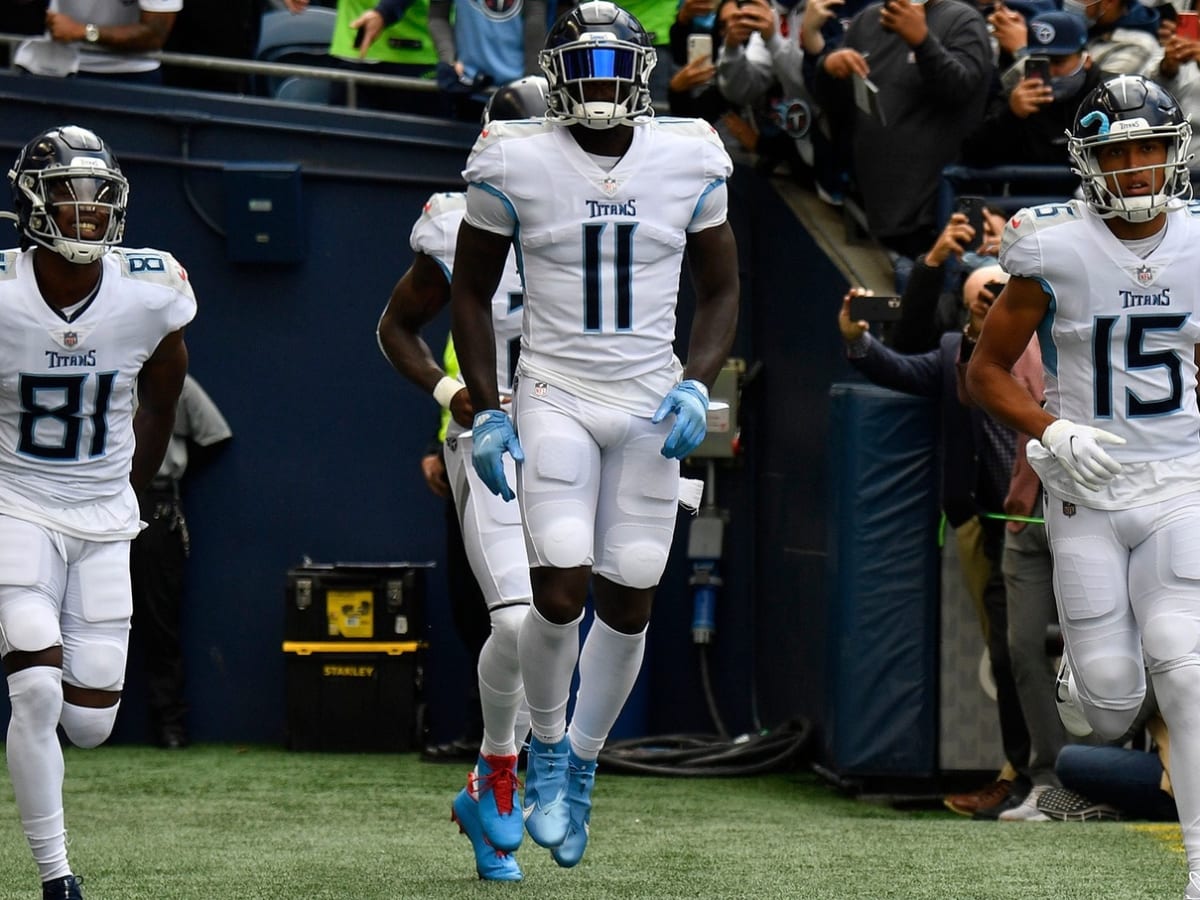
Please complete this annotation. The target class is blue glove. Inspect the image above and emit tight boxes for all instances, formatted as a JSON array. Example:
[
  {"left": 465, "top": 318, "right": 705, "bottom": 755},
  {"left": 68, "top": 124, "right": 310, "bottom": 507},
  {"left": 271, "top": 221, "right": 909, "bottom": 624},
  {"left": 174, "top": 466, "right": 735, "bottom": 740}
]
[
  {"left": 651, "top": 379, "right": 709, "bottom": 460},
  {"left": 471, "top": 409, "right": 524, "bottom": 501}
]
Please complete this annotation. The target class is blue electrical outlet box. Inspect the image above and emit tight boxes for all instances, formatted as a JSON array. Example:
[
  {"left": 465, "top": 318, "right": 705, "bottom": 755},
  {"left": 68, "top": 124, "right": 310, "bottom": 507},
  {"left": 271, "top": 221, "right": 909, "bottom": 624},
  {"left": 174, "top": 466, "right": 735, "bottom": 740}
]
[{"left": 223, "top": 163, "right": 305, "bottom": 264}]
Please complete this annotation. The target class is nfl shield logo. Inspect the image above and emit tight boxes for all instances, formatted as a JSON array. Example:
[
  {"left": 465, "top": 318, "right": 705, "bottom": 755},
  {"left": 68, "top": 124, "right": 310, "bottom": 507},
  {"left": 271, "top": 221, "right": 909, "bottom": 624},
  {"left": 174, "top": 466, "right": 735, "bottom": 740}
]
[
  {"left": 63, "top": 331, "right": 78, "bottom": 348},
  {"left": 534, "top": 382, "right": 548, "bottom": 398},
  {"left": 600, "top": 176, "right": 619, "bottom": 196},
  {"left": 1063, "top": 501, "right": 1076, "bottom": 518},
  {"left": 1136, "top": 265, "right": 1154, "bottom": 285}
]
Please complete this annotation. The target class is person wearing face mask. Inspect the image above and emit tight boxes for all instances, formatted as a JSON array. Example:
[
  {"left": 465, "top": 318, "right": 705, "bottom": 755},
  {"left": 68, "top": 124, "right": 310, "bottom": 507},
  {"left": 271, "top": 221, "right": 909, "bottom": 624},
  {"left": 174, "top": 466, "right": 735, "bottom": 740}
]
[
  {"left": 995, "top": 0, "right": 1161, "bottom": 77},
  {"left": 963, "top": 11, "right": 1112, "bottom": 167}
]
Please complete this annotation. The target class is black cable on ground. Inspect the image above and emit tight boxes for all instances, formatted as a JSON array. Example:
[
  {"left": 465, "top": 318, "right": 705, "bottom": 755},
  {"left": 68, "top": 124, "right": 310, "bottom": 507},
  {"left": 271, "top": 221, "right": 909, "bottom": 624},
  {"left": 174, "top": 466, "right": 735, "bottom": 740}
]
[{"left": 598, "top": 718, "right": 812, "bottom": 777}]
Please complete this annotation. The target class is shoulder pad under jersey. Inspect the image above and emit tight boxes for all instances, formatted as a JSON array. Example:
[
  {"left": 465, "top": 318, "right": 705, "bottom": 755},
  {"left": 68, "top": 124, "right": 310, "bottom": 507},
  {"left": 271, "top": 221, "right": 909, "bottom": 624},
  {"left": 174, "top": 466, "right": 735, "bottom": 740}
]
[
  {"left": 1000, "top": 200, "right": 1083, "bottom": 255},
  {"left": 115, "top": 248, "right": 193, "bottom": 294}
]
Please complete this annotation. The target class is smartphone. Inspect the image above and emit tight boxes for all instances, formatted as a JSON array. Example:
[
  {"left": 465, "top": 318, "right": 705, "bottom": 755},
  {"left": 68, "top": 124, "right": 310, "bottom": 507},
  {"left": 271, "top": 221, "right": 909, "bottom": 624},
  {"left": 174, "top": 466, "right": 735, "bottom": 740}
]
[
  {"left": 849, "top": 294, "right": 903, "bottom": 322},
  {"left": 955, "top": 194, "right": 986, "bottom": 252},
  {"left": 983, "top": 281, "right": 1006, "bottom": 301},
  {"left": 1178, "top": 10, "right": 1199, "bottom": 40},
  {"left": 1024, "top": 55, "right": 1051, "bottom": 83},
  {"left": 687, "top": 33, "right": 713, "bottom": 64},
  {"left": 354, "top": 26, "right": 366, "bottom": 49}
]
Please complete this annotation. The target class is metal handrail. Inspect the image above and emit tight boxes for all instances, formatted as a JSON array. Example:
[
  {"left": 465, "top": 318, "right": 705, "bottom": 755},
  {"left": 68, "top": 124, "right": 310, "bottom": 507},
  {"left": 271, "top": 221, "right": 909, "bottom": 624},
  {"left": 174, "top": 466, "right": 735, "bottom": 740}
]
[{"left": 0, "top": 31, "right": 440, "bottom": 109}]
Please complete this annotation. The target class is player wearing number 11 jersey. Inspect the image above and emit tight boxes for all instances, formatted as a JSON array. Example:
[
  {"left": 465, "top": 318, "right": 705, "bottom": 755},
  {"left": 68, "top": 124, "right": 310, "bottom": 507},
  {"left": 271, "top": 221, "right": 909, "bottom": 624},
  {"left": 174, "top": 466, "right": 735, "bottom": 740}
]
[
  {"left": 451, "top": 0, "right": 739, "bottom": 874},
  {"left": 0, "top": 125, "right": 192, "bottom": 900},
  {"left": 966, "top": 75, "right": 1200, "bottom": 900}
]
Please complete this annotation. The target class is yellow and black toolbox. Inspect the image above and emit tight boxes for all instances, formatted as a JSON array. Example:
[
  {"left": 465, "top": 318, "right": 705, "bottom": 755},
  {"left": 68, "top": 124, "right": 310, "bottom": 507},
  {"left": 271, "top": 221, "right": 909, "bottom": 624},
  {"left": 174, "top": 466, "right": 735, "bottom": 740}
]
[{"left": 282, "top": 561, "right": 432, "bottom": 752}]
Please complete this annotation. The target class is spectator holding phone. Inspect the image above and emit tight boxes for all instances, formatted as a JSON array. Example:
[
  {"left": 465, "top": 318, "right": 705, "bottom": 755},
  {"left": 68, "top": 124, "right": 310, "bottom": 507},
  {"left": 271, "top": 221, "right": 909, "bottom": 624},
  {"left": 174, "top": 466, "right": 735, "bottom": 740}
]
[
  {"left": 888, "top": 203, "right": 1007, "bottom": 354},
  {"left": 811, "top": 0, "right": 992, "bottom": 259},
  {"left": 1152, "top": 10, "right": 1200, "bottom": 159},
  {"left": 963, "top": 11, "right": 1109, "bottom": 167}
]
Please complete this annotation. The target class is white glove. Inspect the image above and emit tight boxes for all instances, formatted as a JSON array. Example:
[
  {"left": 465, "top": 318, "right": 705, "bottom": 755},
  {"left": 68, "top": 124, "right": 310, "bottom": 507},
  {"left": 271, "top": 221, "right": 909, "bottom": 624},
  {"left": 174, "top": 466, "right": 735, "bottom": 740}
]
[{"left": 1040, "top": 419, "right": 1125, "bottom": 491}]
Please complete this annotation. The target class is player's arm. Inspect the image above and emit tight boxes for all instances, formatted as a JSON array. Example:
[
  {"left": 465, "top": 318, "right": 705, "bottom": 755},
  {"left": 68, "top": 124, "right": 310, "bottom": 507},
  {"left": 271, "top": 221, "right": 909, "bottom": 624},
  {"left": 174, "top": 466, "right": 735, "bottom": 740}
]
[
  {"left": 131, "top": 328, "right": 188, "bottom": 492},
  {"left": 450, "top": 220, "right": 509, "bottom": 412},
  {"left": 965, "top": 275, "right": 1052, "bottom": 439},
  {"left": 682, "top": 221, "right": 740, "bottom": 387},
  {"left": 376, "top": 251, "right": 472, "bottom": 427}
]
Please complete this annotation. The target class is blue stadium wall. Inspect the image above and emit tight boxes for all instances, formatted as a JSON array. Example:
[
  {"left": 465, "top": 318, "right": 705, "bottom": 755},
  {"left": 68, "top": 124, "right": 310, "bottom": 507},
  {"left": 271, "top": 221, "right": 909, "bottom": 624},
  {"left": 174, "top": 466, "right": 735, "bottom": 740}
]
[{"left": 0, "top": 73, "right": 857, "bottom": 751}]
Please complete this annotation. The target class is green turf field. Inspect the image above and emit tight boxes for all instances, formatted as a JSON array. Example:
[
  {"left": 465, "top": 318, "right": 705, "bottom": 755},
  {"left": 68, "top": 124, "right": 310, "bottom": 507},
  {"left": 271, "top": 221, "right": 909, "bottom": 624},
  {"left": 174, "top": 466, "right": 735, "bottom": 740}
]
[{"left": 0, "top": 745, "right": 1184, "bottom": 899}]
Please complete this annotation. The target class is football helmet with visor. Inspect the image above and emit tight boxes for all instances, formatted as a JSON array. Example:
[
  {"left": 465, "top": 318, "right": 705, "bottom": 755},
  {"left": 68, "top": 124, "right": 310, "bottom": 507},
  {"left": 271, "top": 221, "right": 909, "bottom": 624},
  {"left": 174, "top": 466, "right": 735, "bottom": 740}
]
[
  {"left": 538, "top": 1, "right": 656, "bottom": 129},
  {"left": 1067, "top": 75, "right": 1192, "bottom": 223},
  {"left": 482, "top": 75, "right": 550, "bottom": 126},
  {"left": 8, "top": 125, "right": 128, "bottom": 264}
]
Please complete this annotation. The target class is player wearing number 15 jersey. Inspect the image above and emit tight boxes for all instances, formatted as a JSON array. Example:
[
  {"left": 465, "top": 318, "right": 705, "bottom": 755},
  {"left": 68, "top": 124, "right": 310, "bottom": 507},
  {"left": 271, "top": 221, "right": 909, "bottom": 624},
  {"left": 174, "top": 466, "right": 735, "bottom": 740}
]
[
  {"left": 451, "top": 0, "right": 739, "bottom": 875},
  {"left": 967, "top": 76, "right": 1200, "bottom": 900},
  {"left": 0, "top": 125, "right": 192, "bottom": 900}
]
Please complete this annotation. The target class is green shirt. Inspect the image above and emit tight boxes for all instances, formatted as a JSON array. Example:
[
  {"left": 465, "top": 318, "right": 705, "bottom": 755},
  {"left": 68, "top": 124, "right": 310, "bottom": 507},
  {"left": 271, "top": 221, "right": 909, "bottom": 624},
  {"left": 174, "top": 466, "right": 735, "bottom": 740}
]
[{"left": 329, "top": 0, "right": 438, "bottom": 67}]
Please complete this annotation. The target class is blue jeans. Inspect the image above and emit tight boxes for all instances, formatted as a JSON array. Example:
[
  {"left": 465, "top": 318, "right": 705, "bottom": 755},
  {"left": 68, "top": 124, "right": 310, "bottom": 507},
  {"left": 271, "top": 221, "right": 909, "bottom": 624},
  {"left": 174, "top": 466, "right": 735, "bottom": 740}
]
[{"left": 1056, "top": 744, "right": 1177, "bottom": 821}]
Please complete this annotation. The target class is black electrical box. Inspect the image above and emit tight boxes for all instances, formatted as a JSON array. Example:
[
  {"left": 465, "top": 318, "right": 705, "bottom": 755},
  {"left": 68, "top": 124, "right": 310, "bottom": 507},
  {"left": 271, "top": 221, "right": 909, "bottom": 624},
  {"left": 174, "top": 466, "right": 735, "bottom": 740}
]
[{"left": 283, "top": 562, "right": 432, "bottom": 752}]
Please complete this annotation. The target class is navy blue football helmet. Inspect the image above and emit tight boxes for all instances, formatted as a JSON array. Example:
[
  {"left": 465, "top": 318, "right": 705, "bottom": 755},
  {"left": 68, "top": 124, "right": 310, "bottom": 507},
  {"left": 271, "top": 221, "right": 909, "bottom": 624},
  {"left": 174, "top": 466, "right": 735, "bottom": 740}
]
[
  {"left": 1067, "top": 75, "right": 1192, "bottom": 222},
  {"left": 8, "top": 125, "right": 127, "bottom": 263},
  {"left": 538, "top": 1, "right": 656, "bottom": 129}
]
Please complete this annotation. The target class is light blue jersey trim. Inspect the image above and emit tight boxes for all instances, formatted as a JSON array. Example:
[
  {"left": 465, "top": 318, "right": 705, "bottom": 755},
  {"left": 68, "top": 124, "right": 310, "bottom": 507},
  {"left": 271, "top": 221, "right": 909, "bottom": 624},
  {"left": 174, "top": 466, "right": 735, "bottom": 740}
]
[
  {"left": 1036, "top": 277, "right": 1057, "bottom": 377},
  {"left": 691, "top": 177, "right": 726, "bottom": 225}
]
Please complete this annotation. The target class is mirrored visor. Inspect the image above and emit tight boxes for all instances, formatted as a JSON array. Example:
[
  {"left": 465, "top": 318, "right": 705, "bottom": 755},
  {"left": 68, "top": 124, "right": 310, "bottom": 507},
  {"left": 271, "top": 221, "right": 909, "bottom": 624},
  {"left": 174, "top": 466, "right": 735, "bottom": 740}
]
[{"left": 560, "top": 46, "right": 637, "bottom": 80}]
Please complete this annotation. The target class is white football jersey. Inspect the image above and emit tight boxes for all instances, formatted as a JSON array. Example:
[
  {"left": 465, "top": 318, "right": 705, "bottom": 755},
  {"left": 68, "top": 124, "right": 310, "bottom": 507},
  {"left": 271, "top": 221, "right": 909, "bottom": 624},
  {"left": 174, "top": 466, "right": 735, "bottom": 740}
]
[
  {"left": 1001, "top": 199, "right": 1200, "bottom": 507},
  {"left": 0, "top": 247, "right": 197, "bottom": 539},
  {"left": 462, "top": 117, "right": 733, "bottom": 414},
  {"left": 410, "top": 191, "right": 524, "bottom": 404}
]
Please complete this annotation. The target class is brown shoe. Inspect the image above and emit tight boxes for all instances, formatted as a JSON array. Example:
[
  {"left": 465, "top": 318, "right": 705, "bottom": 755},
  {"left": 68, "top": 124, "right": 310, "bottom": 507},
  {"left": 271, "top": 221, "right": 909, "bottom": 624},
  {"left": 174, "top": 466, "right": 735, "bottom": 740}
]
[{"left": 943, "top": 779, "right": 1013, "bottom": 817}]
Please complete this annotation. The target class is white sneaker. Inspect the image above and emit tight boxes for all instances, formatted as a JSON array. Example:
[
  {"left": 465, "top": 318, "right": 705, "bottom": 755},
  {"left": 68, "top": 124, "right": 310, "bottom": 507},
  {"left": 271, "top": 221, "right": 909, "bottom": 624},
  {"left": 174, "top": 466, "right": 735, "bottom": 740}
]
[
  {"left": 1185, "top": 871, "right": 1200, "bottom": 900},
  {"left": 1055, "top": 658, "right": 1094, "bottom": 737},
  {"left": 999, "top": 784, "right": 1052, "bottom": 821}
]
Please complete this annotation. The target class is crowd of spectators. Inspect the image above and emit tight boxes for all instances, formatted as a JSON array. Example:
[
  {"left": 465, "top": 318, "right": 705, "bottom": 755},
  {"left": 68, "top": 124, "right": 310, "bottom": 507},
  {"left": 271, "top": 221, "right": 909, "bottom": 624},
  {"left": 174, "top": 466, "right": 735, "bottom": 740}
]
[{"left": 6, "top": 0, "right": 1197, "bottom": 235}]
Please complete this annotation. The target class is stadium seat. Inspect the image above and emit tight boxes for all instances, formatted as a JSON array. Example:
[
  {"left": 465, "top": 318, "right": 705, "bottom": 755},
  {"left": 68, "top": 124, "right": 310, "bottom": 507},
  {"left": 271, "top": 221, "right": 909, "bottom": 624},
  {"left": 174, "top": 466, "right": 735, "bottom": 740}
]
[
  {"left": 255, "top": 7, "right": 338, "bottom": 97},
  {"left": 274, "top": 76, "right": 334, "bottom": 105}
]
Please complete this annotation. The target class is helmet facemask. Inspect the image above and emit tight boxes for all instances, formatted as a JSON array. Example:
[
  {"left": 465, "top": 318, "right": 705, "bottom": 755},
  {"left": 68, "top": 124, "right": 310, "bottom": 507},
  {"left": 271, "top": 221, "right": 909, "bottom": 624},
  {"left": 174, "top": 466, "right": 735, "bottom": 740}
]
[
  {"left": 15, "top": 162, "right": 128, "bottom": 264},
  {"left": 1068, "top": 75, "right": 1194, "bottom": 223},
  {"left": 540, "top": 34, "right": 656, "bottom": 129}
]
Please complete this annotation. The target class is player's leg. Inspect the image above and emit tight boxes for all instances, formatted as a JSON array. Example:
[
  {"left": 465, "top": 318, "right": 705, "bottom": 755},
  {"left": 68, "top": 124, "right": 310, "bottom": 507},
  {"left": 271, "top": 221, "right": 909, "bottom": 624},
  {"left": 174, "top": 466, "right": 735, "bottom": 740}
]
[
  {"left": 59, "top": 537, "right": 131, "bottom": 751},
  {"left": 511, "top": 377, "right": 601, "bottom": 849},
  {"left": 1045, "top": 497, "right": 1144, "bottom": 740},
  {"left": 552, "top": 411, "right": 680, "bottom": 868},
  {"left": 1130, "top": 492, "right": 1200, "bottom": 892},
  {"left": 0, "top": 518, "right": 74, "bottom": 890},
  {"left": 445, "top": 432, "right": 530, "bottom": 855}
]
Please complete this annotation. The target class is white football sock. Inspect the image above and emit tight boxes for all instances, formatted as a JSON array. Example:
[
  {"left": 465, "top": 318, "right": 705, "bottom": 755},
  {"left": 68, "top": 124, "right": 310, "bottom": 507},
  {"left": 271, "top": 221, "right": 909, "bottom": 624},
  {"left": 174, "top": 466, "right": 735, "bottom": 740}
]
[
  {"left": 1152, "top": 663, "right": 1200, "bottom": 874},
  {"left": 479, "top": 604, "right": 527, "bottom": 758},
  {"left": 518, "top": 604, "right": 582, "bottom": 744},
  {"left": 6, "top": 666, "right": 70, "bottom": 881},
  {"left": 568, "top": 616, "right": 646, "bottom": 762}
]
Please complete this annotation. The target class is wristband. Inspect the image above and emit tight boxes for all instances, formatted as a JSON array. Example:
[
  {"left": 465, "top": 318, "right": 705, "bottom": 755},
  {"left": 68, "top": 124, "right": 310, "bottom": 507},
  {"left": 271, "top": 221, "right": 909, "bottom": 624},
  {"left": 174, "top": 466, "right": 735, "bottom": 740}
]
[{"left": 432, "top": 376, "right": 463, "bottom": 410}]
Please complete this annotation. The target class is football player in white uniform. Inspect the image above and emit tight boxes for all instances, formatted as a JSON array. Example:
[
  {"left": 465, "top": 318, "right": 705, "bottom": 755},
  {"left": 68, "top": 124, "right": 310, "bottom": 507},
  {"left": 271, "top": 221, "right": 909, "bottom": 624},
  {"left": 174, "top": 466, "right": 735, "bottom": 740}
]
[
  {"left": 0, "top": 126, "right": 193, "bottom": 900},
  {"left": 450, "top": 0, "right": 739, "bottom": 870},
  {"left": 967, "top": 75, "right": 1200, "bottom": 899},
  {"left": 377, "top": 78, "right": 548, "bottom": 882}
]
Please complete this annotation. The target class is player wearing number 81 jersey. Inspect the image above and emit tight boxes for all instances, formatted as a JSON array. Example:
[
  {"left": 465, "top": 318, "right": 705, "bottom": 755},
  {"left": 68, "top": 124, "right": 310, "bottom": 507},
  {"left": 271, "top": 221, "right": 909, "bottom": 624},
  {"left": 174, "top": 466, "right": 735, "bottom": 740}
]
[
  {"left": 966, "top": 75, "right": 1200, "bottom": 900},
  {"left": 0, "top": 246, "right": 195, "bottom": 535},
  {"left": 0, "top": 124, "right": 193, "bottom": 900}
]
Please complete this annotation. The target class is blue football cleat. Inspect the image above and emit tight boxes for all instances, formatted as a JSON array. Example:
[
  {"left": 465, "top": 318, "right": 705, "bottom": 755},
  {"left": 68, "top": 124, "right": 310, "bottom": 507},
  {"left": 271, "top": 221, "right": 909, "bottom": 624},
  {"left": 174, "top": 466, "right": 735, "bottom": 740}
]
[
  {"left": 522, "top": 735, "right": 571, "bottom": 848},
  {"left": 470, "top": 753, "right": 523, "bottom": 852},
  {"left": 551, "top": 752, "right": 597, "bottom": 868},
  {"left": 42, "top": 875, "right": 84, "bottom": 900},
  {"left": 452, "top": 788, "right": 523, "bottom": 881}
]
